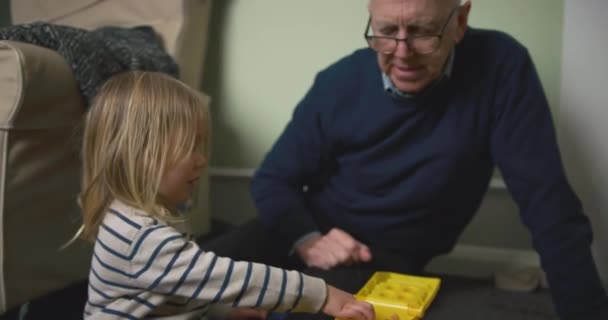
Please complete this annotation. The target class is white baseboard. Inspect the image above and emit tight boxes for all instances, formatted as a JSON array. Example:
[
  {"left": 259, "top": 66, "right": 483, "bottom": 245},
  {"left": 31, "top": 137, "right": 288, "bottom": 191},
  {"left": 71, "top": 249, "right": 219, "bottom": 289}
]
[
  {"left": 209, "top": 167, "right": 508, "bottom": 190},
  {"left": 208, "top": 167, "right": 255, "bottom": 179},
  {"left": 208, "top": 167, "right": 529, "bottom": 278},
  {"left": 425, "top": 244, "right": 540, "bottom": 278}
]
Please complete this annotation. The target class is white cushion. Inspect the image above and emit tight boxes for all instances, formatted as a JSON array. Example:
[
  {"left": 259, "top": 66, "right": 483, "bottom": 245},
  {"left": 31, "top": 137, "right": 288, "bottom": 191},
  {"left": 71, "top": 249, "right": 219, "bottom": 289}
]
[{"left": 11, "top": 0, "right": 213, "bottom": 88}]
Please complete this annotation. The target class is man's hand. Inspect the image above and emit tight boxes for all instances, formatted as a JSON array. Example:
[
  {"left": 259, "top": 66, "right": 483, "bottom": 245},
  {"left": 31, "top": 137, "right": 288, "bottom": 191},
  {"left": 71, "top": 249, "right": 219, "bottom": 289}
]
[{"left": 296, "top": 228, "right": 372, "bottom": 270}]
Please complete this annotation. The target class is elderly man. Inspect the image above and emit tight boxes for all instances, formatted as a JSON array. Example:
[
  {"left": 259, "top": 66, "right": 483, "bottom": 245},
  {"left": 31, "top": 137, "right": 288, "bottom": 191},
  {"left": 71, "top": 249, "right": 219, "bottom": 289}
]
[{"left": 206, "top": 0, "right": 608, "bottom": 319}]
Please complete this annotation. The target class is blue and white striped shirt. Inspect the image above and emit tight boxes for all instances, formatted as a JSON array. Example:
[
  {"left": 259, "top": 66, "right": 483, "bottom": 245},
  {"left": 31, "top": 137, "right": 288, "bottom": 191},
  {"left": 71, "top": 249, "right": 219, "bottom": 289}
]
[{"left": 84, "top": 200, "right": 327, "bottom": 319}]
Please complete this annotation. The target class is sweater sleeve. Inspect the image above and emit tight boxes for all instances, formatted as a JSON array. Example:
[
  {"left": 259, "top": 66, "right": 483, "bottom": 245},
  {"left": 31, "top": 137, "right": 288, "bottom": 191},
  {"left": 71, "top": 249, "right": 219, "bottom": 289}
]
[
  {"left": 489, "top": 47, "right": 608, "bottom": 319},
  {"left": 129, "top": 226, "right": 327, "bottom": 313},
  {"left": 251, "top": 71, "right": 334, "bottom": 249}
]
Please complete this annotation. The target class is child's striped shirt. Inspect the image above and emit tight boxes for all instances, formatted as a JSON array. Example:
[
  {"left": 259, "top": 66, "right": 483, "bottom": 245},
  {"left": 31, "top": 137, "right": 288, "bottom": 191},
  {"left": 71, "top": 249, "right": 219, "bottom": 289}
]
[{"left": 84, "top": 200, "right": 327, "bottom": 319}]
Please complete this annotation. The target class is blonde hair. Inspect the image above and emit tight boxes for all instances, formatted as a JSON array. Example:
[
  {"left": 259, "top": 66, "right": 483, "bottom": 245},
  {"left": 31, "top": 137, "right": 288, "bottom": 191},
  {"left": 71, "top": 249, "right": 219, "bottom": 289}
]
[{"left": 78, "top": 71, "right": 210, "bottom": 242}]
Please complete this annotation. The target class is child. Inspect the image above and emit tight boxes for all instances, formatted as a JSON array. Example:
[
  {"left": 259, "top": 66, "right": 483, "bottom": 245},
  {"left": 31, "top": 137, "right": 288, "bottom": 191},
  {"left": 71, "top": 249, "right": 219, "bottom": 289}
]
[{"left": 78, "top": 71, "right": 375, "bottom": 320}]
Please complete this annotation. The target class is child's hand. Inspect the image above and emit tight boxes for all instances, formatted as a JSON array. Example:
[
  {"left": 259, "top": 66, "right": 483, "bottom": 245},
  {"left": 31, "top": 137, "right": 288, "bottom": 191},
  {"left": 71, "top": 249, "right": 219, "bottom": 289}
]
[
  {"left": 225, "top": 307, "right": 268, "bottom": 320},
  {"left": 322, "top": 285, "right": 375, "bottom": 320}
]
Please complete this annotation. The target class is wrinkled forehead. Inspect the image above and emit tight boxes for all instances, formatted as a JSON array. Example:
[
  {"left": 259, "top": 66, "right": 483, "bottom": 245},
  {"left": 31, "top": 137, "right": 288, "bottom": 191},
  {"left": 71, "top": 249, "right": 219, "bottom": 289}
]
[{"left": 369, "top": 0, "right": 454, "bottom": 26}]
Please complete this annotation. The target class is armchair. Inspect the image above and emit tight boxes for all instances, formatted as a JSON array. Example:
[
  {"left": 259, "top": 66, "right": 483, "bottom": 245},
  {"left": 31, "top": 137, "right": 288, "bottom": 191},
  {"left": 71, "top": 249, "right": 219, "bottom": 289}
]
[{"left": 0, "top": 0, "right": 213, "bottom": 313}]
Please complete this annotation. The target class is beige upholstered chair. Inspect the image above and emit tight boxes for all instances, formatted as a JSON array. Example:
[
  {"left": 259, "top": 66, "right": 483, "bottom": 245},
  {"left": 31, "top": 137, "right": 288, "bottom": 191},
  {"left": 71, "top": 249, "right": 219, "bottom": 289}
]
[{"left": 0, "top": 0, "right": 213, "bottom": 313}]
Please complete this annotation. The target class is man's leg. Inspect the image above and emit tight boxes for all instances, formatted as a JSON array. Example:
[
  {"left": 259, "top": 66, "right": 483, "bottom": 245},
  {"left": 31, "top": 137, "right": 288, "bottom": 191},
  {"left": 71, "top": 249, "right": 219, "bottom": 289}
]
[
  {"left": 199, "top": 219, "right": 427, "bottom": 319},
  {"left": 198, "top": 218, "right": 300, "bottom": 269}
]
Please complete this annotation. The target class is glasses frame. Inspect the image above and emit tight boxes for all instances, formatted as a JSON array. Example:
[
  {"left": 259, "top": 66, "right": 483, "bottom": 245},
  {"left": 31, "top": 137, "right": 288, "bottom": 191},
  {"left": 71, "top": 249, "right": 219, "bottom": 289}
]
[{"left": 364, "top": 6, "right": 461, "bottom": 55}]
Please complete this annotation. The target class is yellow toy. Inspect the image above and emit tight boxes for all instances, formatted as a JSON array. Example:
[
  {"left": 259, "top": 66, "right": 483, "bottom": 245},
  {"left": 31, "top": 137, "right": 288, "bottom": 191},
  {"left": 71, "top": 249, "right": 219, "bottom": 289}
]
[{"left": 351, "top": 272, "right": 441, "bottom": 320}]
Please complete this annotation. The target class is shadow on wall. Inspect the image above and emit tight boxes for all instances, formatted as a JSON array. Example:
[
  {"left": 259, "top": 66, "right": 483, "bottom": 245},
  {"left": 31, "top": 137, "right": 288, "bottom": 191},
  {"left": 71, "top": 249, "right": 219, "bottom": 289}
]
[
  {"left": 201, "top": 0, "right": 246, "bottom": 167},
  {"left": 0, "top": 0, "right": 12, "bottom": 27},
  {"left": 558, "top": 117, "right": 608, "bottom": 282}
]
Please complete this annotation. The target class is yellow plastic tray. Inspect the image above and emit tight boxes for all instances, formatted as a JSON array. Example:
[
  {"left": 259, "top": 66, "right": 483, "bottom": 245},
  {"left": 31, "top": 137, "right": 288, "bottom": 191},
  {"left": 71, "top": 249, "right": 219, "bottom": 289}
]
[{"left": 353, "top": 272, "right": 441, "bottom": 320}]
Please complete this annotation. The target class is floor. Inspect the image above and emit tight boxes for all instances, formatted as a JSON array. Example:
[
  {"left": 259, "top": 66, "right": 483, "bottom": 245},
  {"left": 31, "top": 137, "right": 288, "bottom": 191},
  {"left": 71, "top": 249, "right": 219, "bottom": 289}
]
[
  {"left": 0, "top": 219, "right": 235, "bottom": 320},
  {"left": 0, "top": 220, "right": 559, "bottom": 319}
]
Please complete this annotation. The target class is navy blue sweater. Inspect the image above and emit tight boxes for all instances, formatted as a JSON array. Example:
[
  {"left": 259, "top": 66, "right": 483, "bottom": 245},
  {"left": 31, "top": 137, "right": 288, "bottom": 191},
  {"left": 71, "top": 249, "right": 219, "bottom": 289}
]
[{"left": 251, "top": 28, "right": 608, "bottom": 319}]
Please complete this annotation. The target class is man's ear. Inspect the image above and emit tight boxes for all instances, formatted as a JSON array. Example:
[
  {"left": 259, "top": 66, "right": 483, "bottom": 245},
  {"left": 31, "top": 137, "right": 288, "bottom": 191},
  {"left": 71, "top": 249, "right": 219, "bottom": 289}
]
[{"left": 454, "top": 0, "right": 472, "bottom": 43}]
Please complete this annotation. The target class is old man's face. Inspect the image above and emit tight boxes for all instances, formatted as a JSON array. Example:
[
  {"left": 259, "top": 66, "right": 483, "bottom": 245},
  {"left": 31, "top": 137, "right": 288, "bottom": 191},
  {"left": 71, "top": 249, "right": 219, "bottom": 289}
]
[{"left": 367, "top": 0, "right": 470, "bottom": 93}]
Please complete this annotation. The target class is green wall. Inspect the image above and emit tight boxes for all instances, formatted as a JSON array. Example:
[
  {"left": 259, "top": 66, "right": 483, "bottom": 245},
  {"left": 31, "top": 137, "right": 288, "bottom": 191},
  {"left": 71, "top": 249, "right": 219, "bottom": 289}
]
[
  {"left": 470, "top": 0, "right": 563, "bottom": 117},
  {"left": 203, "top": 0, "right": 564, "bottom": 168}
]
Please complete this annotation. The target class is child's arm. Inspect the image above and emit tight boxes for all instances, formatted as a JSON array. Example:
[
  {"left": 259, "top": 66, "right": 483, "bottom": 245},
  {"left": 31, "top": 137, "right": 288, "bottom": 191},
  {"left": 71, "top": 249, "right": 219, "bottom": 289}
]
[
  {"left": 224, "top": 285, "right": 375, "bottom": 320},
  {"left": 127, "top": 226, "right": 325, "bottom": 313},
  {"left": 323, "top": 285, "right": 375, "bottom": 320}
]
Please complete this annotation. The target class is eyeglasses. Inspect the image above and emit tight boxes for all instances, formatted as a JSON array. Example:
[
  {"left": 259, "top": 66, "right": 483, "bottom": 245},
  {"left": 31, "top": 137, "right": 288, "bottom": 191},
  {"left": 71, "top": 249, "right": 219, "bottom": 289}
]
[{"left": 364, "top": 6, "right": 461, "bottom": 55}]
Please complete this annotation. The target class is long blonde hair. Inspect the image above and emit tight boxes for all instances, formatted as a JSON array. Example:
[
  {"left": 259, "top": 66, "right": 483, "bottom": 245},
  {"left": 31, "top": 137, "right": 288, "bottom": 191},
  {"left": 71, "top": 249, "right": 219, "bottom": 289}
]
[{"left": 79, "top": 71, "right": 210, "bottom": 242}]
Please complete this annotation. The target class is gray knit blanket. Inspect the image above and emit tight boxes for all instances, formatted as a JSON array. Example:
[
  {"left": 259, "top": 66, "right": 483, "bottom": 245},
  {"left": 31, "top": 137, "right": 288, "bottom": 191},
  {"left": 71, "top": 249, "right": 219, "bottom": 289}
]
[{"left": 0, "top": 22, "right": 179, "bottom": 106}]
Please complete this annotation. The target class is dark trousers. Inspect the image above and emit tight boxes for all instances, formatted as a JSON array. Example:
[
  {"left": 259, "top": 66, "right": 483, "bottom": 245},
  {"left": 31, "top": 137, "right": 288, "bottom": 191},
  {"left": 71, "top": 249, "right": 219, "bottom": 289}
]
[
  {"left": 199, "top": 219, "right": 426, "bottom": 320},
  {"left": 0, "top": 280, "right": 87, "bottom": 320}
]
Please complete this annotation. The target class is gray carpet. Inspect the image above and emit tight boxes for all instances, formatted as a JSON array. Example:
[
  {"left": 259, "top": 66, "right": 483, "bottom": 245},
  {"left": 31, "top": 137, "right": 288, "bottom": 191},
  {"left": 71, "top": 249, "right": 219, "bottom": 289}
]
[{"left": 423, "top": 275, "right": 557, "bottom": 320}]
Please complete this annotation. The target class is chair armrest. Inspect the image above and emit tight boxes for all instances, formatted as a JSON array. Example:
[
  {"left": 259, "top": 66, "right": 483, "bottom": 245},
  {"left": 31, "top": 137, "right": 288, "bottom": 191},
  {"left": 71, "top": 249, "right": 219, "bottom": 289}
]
[
  {"left": 0, "top": 40, "right": 90, "bottom": 313},
  {"left": 0, "top": 40, "right": 84, "bottom": 129}
]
